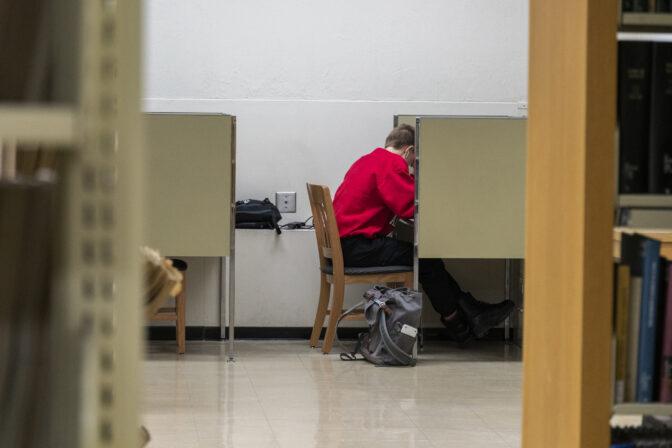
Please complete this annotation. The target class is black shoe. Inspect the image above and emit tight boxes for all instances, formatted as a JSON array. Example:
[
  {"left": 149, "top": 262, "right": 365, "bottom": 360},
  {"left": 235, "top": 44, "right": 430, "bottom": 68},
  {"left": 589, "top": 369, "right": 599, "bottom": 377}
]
[
  {"left": 440, "top": 310, "right": 473, "bottom": 345},
  {"left": 458, "top": 292, "right": 515, "bottom": 339}
]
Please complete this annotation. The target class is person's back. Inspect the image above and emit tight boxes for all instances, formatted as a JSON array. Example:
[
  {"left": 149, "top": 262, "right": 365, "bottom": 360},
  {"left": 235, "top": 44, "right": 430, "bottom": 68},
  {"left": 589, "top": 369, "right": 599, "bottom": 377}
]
[{"left": 333, "top": 147, "right": 414, "bottom": 240}]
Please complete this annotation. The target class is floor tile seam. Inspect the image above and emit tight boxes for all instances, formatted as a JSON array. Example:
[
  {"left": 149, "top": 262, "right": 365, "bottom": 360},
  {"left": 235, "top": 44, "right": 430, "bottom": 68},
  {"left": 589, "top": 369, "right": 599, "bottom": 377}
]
[
  {"left": 245, "top": 359, "right": 283, "bottom": 446},
  {"left": 399, "top": 399, "right": 485, "bottom": 411},
  {"left": 470, "top": 411, "right": 512, "bottom": 444},
  {"left": 192, "top": 427, "right": 277, "bottom": 442},
  {"left": 493, "top": 428, "right": 522, "bottom": 448},
  {"left": 421, "top": 428, "right": 512, "bottom": 445},
  {"left": 271, "top": 429, "right": 435, "bottom": 444},
  {"left": 397, "top": 398, "right": 443, "bottom": 445},
  {"left": 296, "top": 347, "right": 321, "bottom": 379}
]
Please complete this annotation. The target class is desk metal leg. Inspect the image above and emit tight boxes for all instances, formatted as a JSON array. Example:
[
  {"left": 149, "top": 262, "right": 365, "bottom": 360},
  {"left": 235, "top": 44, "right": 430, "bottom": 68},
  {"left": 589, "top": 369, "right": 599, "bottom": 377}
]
[
  {"left": 227, "top": 254, "right": 236, "bottom": 361},
  {"left": 220, "top": 256, "right": 226, "bottom": 340},
  {"left": 504, "top": 259, "right": 511, "bottom": 342},
  {"left": 413, "top": 251, "right": 419, "bottom": 291}
]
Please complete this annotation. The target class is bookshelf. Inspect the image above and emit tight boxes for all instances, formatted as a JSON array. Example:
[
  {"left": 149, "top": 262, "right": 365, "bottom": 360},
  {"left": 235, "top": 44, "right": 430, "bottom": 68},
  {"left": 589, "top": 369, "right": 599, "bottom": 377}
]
[
  {"left": 615, "top": 9, "right": 672, "bottom": 412},
  {"left": 616, "top": 30, "right": 672, "bottom": 226},
  {"left": 0, "top": 0, "right": 143, "bottom": 447}
]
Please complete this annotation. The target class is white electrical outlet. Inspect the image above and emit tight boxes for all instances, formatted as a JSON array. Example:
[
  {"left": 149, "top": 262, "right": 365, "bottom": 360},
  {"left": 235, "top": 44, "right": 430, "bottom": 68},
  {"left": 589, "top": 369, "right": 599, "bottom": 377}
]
[{"left": 275, "top": 192, "right": 296, "bottom": 213}]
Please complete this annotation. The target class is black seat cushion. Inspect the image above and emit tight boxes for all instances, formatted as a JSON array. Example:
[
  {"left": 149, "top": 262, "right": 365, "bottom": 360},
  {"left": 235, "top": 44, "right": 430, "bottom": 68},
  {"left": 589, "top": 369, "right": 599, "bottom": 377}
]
[
  {"left": 321, "top": 265, "right": 412, "bottom": 275},
  {"left": 170, "top": 258, "right": 188, "bottom": 272}
]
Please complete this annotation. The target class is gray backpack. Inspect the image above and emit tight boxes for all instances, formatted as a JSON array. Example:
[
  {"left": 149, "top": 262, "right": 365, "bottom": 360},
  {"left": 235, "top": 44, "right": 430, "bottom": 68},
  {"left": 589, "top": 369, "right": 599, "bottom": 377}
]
[{"left": 338, "top": 286, "right": 422, "bottom": 366}]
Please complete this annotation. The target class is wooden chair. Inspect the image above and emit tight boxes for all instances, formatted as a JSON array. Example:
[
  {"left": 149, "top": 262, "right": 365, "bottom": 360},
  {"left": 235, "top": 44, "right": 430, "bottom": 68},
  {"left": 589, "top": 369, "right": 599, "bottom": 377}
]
[
  {"left": 306, "top": 183, "right": 414, "bottom": 354},
  {"left": 148, "top": 258, "right": 188, "bottom": 354}
]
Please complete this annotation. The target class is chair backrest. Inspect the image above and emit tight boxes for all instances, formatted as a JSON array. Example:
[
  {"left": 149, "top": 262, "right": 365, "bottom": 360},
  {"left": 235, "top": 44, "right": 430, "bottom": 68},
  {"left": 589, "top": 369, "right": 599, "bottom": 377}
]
[{"left": 306, "top": 183, "right": 345, "bottom": 277}]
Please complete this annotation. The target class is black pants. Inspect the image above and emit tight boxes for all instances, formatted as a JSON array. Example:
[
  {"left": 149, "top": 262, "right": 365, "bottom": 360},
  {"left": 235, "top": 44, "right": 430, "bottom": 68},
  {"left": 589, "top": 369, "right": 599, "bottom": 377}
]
[{"left": 340, "top": 236, "right": 464, "bottom": 316}]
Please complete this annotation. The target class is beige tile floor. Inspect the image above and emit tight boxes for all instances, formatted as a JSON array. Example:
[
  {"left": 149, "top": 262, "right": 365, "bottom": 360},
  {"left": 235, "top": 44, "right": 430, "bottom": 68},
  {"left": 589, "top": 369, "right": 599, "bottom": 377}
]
[{"left": 143, "top": 340, "right": 522, "bottom": 448}]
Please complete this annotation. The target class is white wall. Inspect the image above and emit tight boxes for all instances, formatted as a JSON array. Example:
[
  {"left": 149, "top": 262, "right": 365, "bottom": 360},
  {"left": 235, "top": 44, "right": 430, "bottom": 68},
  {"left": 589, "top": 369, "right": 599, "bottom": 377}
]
[
  {"left": 144, "top": 0, "right": 528, "bottom": 220},
  {"left": 143, "top": 0, "right": 529, "bottom": 327}
]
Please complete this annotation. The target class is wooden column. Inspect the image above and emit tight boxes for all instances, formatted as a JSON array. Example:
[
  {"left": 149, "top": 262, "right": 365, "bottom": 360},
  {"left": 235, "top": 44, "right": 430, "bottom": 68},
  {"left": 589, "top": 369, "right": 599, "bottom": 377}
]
[{"left": 522, "top": 0, "right": 617, "bottom": 447}]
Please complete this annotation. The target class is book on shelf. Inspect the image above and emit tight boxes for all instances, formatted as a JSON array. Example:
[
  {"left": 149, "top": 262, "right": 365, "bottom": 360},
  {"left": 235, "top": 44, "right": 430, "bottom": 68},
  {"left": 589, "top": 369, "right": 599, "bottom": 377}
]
[
  {"left": 648, "top": 43, "right": 672, "bottom": 194},
  {"left": 618, "top": 41, "right": 653, "bottom": 194},
  {"left": 616, "top": 231, "right": 672, "bottom": 405},
  {"left": 617, "top": 39, "right": 672, "bottom": 196},
  {"left": 656, "top": 0, "right": 672, "bottom": 12},
  {"left": 622, "top": 0, "right": 651, "bottom": 12},
  {"left": 621, "top": 233, "right": 646, "bottom": 401},
  {"left": 622, "top": 0, "right": 672, "bottom": 12},
  {"left": 660, "top": 263, "right": 672, "bottom": 402},
  {"left": 616, "top": 264, "right": 633, "bottom": 404},
  {"left": 636, "top": 238, "right": 662, "bottom": 402}
]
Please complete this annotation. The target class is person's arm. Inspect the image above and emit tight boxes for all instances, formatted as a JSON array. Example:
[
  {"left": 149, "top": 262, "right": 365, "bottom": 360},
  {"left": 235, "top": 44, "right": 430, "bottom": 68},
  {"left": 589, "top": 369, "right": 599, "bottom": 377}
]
[{"left": 377, "top": 164, "right": 415, "bottom": 220}]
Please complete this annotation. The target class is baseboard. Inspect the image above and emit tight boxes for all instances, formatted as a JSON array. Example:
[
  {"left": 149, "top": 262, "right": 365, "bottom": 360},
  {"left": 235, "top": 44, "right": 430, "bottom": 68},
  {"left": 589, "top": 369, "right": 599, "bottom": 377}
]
[
  {"left": 421, "top": 326, "right": 514, "bottom": 342},
  {"left": 146, "top": 326, "right": 517, "bottom": 343},
  {"left": 146, "top": 326, "right": 221, "bottom": 341},
  {"left": 233, "top": 327, "right": 363, "bottom": 340}
]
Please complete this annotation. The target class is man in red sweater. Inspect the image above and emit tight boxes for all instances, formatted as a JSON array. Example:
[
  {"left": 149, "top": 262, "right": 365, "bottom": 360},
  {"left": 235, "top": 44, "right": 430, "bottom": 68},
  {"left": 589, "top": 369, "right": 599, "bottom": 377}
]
[{"left": 333, "top": 124, "right": 514, "bottom": 343}]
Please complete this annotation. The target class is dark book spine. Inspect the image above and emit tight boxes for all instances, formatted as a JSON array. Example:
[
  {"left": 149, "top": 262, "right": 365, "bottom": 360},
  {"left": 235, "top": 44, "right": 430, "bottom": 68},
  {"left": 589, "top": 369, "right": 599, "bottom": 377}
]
[
  {"left": 656, "top": 0, "right": 672, "bottom": 12},
  {"left": 623, "top": 0, "right": 652, "bottom": 11},
  {"left": 629, "top": 0, "right": 651, "bottom": 11},
  {"left": 619, "top": 41, "right": 653, "bottom": 194},
  {"left": 637, "top": 239, "right": 662, "bottom": 402},
  {"left": 649, "top": 43, "right": 672, "bottom": 193}
]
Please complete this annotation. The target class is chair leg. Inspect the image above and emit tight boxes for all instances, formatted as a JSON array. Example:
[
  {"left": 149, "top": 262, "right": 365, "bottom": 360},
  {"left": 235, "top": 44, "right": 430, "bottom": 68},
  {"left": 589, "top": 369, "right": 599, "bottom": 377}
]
[
  {"left": 176, "top": 279, "right": 186, "bottom": 355},
  {"left": 322, "top": 281, "right": 344, "bottom": 354},
  {"left": 404, "top": 272, "right": 414, "bottom": 288},
  {"left": 310, "top": 274, "right": 331, "bottom": 348}
]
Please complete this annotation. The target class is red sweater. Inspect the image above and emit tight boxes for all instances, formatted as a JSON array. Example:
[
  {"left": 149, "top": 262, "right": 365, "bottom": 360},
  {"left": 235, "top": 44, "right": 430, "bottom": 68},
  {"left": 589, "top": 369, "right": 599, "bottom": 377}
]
[{"left": 333, "top": 148, "right": 414, "bottom": 238}]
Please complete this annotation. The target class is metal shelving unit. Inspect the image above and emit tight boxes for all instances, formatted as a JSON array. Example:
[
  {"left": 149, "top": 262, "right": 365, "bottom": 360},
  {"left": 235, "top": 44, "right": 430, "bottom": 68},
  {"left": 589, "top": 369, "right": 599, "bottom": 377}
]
[
  {"left": 1, "top": 0, "right": 143, "bottom": 446},
  {"left": 613, "top": 23, "right": 672, "bottom": 418}
]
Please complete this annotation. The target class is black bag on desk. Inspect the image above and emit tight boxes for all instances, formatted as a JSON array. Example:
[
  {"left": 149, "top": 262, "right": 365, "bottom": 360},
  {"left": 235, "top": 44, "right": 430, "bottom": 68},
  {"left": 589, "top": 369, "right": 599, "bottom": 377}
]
[{"left": 235, "top": 198, "right": 282, "bottom": 234}]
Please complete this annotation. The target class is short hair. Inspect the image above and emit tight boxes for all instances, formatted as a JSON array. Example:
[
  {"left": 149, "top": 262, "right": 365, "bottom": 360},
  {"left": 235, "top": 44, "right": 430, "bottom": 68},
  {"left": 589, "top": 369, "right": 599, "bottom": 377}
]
[{"left": 385, "top": 124, "right": 415, "bottom": 149}]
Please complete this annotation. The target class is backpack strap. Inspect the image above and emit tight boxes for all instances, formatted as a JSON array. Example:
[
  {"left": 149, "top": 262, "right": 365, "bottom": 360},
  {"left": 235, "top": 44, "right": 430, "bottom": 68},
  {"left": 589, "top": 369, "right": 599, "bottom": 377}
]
[
  {"left": 339, "top": 333, "right": 365, "bottom": 361},
  {"left": 335, "top": 300, "right": 366, "bottom": 361},
  {"left": 378, "top": 309, "right": 417, "bottom": 366},
  {"left": 271, "top": 212, "right": 281, "bottom": 234}
]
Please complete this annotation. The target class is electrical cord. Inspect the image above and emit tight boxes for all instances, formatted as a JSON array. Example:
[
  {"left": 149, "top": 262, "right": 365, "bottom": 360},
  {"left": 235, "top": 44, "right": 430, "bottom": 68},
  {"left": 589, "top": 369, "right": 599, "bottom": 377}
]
[{"left": 279, "top": 215, "right": 314, "bottom": 230}]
